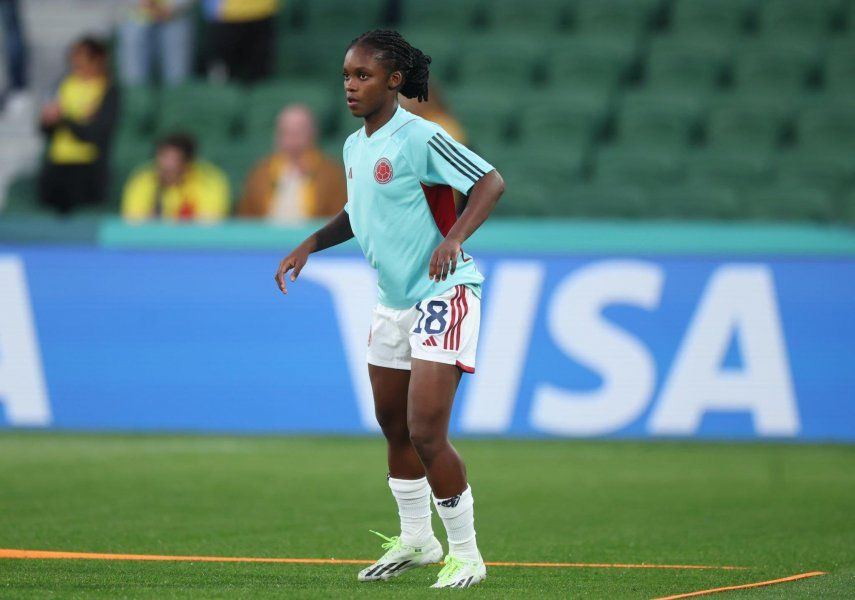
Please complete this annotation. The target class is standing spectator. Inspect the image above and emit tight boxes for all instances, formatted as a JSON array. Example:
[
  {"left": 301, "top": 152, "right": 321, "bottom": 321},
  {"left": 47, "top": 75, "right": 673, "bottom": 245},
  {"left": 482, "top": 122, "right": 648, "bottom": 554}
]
[
  {"left": 0, "top": 0, "right": 29, "bottom": 116},
  {"left": 121, "top": 133, "right": 230, "bottom": 221},
  {"left": 117, "top": 0, "right": 196, "bottom": 87},
  {"left": 204, "top": 0, "right": 279, "bottom": 84},
  {"left": 238, "top": 104, "right": 346, "bottom": 223},
  {"left": 39, "top": 37, "right": 119, "bottom": 214}
]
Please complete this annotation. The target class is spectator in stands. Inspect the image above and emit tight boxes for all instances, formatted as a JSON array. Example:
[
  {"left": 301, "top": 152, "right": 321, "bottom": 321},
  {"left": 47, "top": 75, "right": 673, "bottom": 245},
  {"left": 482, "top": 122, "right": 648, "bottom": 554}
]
[
  {"left": 38, "top": 37, "right": 118, "bottom": 215},
  {"left": 117, "top": 0, "right": 196, "bottom": 87},
  {"left": 121, "top": 133, "right": 230, "bottom": 221},
  {"left": 237, "top": 104, "right": 346, "bottom": 223},
  {"left": 0, "top": 0, "right": 29, "bottom": 117},
  {"left": 204, "top": 0, "right": 278, "bottom": 83},
  {"left": 399, "top": 83, "right": 467, "bottom": 144}
]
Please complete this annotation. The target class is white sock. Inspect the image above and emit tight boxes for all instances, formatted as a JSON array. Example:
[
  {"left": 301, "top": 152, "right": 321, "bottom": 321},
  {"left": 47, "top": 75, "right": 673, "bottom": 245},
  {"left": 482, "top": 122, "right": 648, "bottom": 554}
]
[
  {"left": 433, "top": 485, "right": 481, "bottom": 562},
  {"left": 388, "top": 476, "right": 434, "bottom": 547}
]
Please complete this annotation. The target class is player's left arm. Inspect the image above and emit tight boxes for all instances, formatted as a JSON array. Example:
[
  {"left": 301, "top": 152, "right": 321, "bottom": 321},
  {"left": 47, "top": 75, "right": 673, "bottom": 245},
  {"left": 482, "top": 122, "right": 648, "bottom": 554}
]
[{"left": 429, "top": 169, "right": 504, "bottom": 282}]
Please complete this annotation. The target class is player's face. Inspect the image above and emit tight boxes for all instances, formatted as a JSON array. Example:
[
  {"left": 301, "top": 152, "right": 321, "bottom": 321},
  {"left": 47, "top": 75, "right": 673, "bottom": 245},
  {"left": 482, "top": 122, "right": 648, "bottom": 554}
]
[{"left": 342, "top": 45, "right": 400, "bottom": 119}]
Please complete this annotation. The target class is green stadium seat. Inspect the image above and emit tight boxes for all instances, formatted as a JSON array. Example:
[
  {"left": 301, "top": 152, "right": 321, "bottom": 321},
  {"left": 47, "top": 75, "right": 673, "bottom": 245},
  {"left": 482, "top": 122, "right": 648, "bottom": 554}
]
[
  {"left": 571, "top": 0, "right": 660, "bottom": 36},
  {"left": 395, "top": 29, "right": 461, "bottom": 86},
  {"left": 616, "top": 93, "right": 702, "bottom": 150},
  {"left": 209, "top": 141, "right": 273, "bottom": 198},
  {"left": 741, "top": 184, "right": 835, "bottom": 222},
  {"left": 775, "top": 150, "right": 855, "bottom": 193},
  {"left": 685, "top": 148, "right": 773, "bottom": 188},
  {"left": 119, "top": 85, "right": 158, "bottom": 136},
  {"left": 557, "top": 182, "right": 650, "bottom": 218},
  {"left": 241, "top": 80, "right": 336, "bottom": 138},
  {"left": 840, "top": 190, "right": 855, "bottom": 225},
  {"left": 758, "top": 0, "right": 838, "bottom": 40},
  {"left": 2, "top": 173, "right": 39, "bottom": 215},
  {"left": 518, "top": 102, "right": 606, "bottom": 152},
  {"left": 797, "top": 103, "right": 855, "bottom": 151},
  {"left": 302, "top": 0, "right": 386, "bottom": 34},
  {"left": 646, "top": 184, "right": 742, "bottom": 219},
  {"left": 824, "top": 51, "right": 855, "bottom": 94},
  {"left": 594, "top": 146, "right": 685, "bottom": 187},
  {"left": 732, "top": 41, "right": 817, "bottom": 93},
  {"left": 645, "top": 37, "right": 731, "bottom": 94},
  {"left": 484, "top": 0, "right": 571, "bottom": 33},
  {"left": 704, "top": 97, "right": 790, "bottom": 150},
  {"left": 670, "top": 0, "right": 756, "bottom": 37},
  {"left": 456, "top": 37, "right": 543, "bottom": 89},
  {"left": 156, "top": 82, "right": 241, "bottom": 144},
  {"left": 399, "top": 0, "right": 482, "bottom": 33},
  {"left": 547, "top": 36, "right": 635, "bottom": 97},
  {"left": 277, "top": 31, "right": 352, "bottom": 80}
]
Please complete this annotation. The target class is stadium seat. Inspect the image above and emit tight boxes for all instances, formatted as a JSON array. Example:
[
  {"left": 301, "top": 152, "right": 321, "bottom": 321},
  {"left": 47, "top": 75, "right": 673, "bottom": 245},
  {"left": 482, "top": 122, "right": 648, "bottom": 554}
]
[
  {"left": 840, "top": 190, "right": 855, "bottom": 224},
  {"left": 155, "top": 82, "right": 241, "bottom": 144},
  {"left": 547, "top": 36, "right": 636, "bottom": 97},
  {"left": 241, "top": 80, "right": 336, "bottom": 138},
  {"left": 646, "top": 184, "right": 742, "bottom": 220},
  {"left": 301, "top": 0, "right": 387, "bottom": 34},
  {"left": 824, "top": 50, "right": 855, "bottom": 94},
  {"left": 277, "top": 31, "right": 352, "bottom": 80},
  {"left": 518, "top": 102, "right": 606, "bottom": 152},
  {"left": 797, "top": 103, "right": 855, "bottom": 151},
  {"left": 741, "top": 184, "right": 835, "bottom": 222},
  {"left": 396, "top": 29, "right": 460, "bottom": 85},
  {"left": 483, "top": 0, "right": 571, "bottom": 33},
  {"left": 732, "top": 41, "right": 817, "bottom": 93},
  {"left": 2, "top": 173, "right": 39, "bottom": 215},
  {"left": 209, "top": 141, "right": 273, "bottom": 198},
  {"left": 119, "top": 85, "right": 158, "bottom": 136},
  {"left": 594, "top": 146, "right": 685, "bottom": 187},
  {"left": 456, "top": 37, "right": 544, "bottom": 89},
  {"left": 644, "top": 37, "right": 731, "bottom": 95},
  {"left": 685, "top": 148, "right": 773, "bottom": 188},
  {"left": 571, "top": 0, "right": 660, "bottom": 36},
  {"left": 757, "top": 0, "right": 838, "bottom": 41},
  {"left": 398, "top": 0, "right": 482, "bottom": 33},
  {"left": 670, "top": 0, "right": 756, "bottom": 37},
  {"left": 704, "top": 97, "right": 791, "bottom": 150},
  {"left": 451, "top": 102, "right": 513, "bottom": 151},
  {"left": 616, "top": 93, "right": 702, "bottom": 150},
  {"left": 774, "top": 150, "right": 855, "bottom": 193},
  {"left": 557, "top": 182, "right": 650, "bottom": 218}
]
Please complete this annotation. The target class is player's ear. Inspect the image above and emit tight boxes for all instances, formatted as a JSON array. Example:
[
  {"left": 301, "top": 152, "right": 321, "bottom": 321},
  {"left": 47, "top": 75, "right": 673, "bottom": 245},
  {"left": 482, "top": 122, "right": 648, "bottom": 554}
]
[{"left": 387, "top": 70, "right": 403, "bottom": 91}]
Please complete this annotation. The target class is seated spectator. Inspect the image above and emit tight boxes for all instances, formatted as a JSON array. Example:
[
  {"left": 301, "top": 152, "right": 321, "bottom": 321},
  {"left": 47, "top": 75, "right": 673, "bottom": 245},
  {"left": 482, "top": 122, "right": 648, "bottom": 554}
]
[
  {"left": 39, "top": 37, "right": 119, "bottom": 215},
  {"left": 0, "top": 0, "right": 30, "bottom": 117},
  {"left": 238, "top": 104, "right": 346, "bottom": 223},
  {"left": 121, "top": 133, "right": 230, "bottom": 221},
  {"left": 117, "top": 0, "right": 196, "bottom": 87},
  {"left": 204, "top": 0, "right": 278, "bottom": 83}
]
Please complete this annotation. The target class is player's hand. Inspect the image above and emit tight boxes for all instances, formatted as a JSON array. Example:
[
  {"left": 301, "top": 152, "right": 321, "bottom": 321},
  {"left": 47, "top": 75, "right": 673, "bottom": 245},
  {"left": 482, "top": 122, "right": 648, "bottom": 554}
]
[
  {"left": 428, "top": 238, "right": 462, "bottom": 282},
  {"left": 274, "top": 244, "right": 310, "bottom": 295}
]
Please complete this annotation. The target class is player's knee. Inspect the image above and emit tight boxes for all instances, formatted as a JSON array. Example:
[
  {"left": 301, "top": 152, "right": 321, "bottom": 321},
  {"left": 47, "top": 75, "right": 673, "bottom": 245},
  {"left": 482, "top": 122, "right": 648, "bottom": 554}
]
[
  {"left": 375, "top": 407, "right": 408, "bottom": 442},
  {"left": 408, "top": 425, "right": 444, "bottom": 459}
]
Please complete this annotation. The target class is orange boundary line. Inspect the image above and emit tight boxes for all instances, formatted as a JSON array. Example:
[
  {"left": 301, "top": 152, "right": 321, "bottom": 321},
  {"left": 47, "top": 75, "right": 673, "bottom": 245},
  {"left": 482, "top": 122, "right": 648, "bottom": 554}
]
[
  {"left": 653, "top": 571, "right": 827, "bottom": 600},
  {"left": 0, "top": 549, "right": 746, "bottom": 571}
]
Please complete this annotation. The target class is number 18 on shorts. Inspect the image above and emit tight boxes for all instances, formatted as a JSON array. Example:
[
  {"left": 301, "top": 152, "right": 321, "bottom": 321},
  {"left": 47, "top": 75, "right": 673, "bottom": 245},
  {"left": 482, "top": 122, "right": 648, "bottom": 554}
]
[{"left": 367, "top": 284, "right": 480, "bottom": 373}]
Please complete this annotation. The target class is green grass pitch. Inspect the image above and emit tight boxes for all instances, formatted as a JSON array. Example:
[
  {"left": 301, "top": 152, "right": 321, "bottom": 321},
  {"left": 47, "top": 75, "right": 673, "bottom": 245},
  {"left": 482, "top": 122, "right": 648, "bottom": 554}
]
[{"left": 1, "top": 432, "right": 853, "bottom": 598}]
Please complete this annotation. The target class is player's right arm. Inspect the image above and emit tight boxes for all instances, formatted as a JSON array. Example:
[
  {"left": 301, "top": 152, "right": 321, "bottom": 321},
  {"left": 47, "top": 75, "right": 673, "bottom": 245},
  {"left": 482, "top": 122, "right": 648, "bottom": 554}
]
[{"left": 274, "top": 209, "right": 354, "bottom": 295}]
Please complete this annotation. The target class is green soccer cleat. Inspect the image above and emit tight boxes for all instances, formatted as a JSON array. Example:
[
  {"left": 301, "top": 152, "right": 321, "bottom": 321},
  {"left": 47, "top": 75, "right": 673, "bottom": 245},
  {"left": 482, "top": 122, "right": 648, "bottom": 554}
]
[
  {"left": 357, "top": 530, "right": 444, "bottom": 582},
  {"left": 431, "top": 554, "right": 487, "bottom": 589}
]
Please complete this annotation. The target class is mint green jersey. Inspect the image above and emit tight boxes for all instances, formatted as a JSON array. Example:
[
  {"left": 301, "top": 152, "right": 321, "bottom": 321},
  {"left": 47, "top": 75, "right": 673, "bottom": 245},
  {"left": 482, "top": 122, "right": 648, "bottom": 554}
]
[{"left": 343, "top": 106, "right": 493, "bottom": 309}]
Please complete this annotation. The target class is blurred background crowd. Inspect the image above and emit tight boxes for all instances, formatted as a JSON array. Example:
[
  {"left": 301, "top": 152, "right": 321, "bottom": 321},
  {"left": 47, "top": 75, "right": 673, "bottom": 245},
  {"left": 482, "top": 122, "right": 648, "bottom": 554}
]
[{"left": 0, "top": 0, "right": 854, "bottom": 224}]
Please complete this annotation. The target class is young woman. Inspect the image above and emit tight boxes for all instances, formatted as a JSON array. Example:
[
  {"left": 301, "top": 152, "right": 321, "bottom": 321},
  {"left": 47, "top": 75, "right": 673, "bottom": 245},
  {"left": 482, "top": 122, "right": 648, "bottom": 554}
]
[{"left": 274, "top": 30, "right": 504, "bottom": 589}]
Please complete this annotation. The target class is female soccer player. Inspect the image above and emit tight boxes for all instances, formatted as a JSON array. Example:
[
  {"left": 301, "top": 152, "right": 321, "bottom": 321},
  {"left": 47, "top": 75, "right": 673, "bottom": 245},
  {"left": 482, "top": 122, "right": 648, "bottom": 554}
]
[{"left": 274, "top": 30, "right": 504, "bottom": 589}]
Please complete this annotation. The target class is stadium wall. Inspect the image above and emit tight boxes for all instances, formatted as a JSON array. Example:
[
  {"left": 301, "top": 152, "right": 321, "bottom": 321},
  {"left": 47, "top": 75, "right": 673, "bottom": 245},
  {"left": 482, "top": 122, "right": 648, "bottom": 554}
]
[{"left": 1, "top": 219, "right": 854, "bottom": 441}]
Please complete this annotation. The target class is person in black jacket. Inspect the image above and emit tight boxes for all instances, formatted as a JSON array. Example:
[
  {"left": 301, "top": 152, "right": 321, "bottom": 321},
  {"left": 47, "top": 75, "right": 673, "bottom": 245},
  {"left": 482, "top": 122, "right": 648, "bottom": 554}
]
[{"left": 39, "top": 37, "right": 119, "bottom": 214}]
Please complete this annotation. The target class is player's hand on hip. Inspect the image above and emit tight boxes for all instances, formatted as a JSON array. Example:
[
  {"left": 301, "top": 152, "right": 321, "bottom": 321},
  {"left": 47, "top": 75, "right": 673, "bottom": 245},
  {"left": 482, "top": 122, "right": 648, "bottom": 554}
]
[
  {"left": 429, "top": 238, "right": 461, "bottom": 282},
  {"left": 274, "top": 246, "right": 310, "bottom": 295}
]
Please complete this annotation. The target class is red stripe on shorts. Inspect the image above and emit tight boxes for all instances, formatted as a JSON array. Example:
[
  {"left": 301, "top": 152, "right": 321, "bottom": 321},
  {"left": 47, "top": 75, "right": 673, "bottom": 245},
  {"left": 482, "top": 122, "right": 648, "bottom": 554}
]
[
  {"left": 455, "top": 287, "right": 469, "bottom": 351},
  {"left": 446, "top": 285, "right": 468, "bottom": 351},
  {"left": 444, "top": 286, "right": 461, "bottom": 350}
]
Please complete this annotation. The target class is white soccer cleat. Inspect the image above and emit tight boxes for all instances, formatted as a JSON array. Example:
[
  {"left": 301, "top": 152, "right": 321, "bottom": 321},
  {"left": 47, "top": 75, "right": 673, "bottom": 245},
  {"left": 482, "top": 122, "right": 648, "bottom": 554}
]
[
  {"left": 431, "top": 554, "right": 487, "bottom": 588},
  {"left": 357, "top": 530, "right": 444, "bottom": 582}
]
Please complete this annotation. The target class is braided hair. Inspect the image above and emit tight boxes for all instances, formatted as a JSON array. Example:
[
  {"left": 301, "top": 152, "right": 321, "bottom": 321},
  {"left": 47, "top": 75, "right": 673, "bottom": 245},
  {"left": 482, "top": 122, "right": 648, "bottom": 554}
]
[{"left": 349, "top": 30, "right": 431, "bottom": 102}]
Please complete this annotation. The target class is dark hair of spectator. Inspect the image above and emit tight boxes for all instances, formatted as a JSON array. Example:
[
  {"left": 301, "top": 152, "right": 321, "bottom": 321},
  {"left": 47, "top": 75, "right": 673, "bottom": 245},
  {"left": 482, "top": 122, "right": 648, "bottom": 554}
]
[
  {"left": 73, "top": 36, "right": 109, "bottom": 61},
  {"left": 156, "top": 133, "right": 197, "bottom": 162},
  {"left": 348, "top": 30, "right": 431, "bottom": 102}
]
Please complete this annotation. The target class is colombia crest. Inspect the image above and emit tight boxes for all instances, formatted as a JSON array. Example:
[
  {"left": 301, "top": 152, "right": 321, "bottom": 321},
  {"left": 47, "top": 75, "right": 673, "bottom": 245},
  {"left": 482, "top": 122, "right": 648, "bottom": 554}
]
[{"left": 374, "top": 158, "right": 393, "bottom": 184}]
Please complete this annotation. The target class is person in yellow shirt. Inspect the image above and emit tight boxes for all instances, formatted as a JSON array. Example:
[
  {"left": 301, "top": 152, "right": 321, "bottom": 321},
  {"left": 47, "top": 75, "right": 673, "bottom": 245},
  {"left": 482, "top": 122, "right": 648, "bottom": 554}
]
[
  {"left": 121, "top": 133, "right": 230, "bottom": 222},
  {"left": 238, "top": 104, "right": 346, "bottom": 223},
  {"left": 204, "top": 0, "right": 279, "bottom": 83},
  {"left": 39, "top": 37, "right": 119, "bottom": 214}
]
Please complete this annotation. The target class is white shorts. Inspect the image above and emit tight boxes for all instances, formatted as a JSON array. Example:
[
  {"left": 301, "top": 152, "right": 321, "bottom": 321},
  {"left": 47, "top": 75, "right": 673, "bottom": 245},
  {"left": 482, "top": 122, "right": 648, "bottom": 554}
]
[{"left": 367, "top": 284, "right": 480, "bottom": 373}]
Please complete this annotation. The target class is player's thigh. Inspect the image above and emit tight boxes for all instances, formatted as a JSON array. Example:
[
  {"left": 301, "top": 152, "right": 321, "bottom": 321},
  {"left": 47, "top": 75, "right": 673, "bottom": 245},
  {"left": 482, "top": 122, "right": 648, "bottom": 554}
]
[
  {"left": 369, "top": 364, "right": 411, "bottom": 429},
  {"left": 407, "top": 358, "right": 462, "bottom": 435}
]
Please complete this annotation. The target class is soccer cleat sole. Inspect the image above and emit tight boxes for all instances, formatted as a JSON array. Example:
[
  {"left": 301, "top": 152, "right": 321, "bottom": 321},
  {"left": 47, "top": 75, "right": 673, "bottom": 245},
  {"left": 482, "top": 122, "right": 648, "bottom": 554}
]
[
  {"left": 358, "top": 542, "right": 444, "bottom": 582},
  {"left": 432, "top": 572, "right": 487, "bottom": 589}
]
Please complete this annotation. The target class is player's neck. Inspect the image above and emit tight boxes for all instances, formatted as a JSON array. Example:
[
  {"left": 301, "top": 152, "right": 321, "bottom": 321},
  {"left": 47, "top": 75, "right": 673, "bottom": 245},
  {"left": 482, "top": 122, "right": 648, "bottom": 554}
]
[{"left": 364, "top": 100, "right": 399, "bottom": 137}]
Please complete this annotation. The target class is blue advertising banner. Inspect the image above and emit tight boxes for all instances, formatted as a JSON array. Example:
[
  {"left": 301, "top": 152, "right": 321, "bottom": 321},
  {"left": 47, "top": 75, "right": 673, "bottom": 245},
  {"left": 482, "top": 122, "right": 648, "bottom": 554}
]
[{"left": 0, "top": 247, "right": 853, "bottom": 440}]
